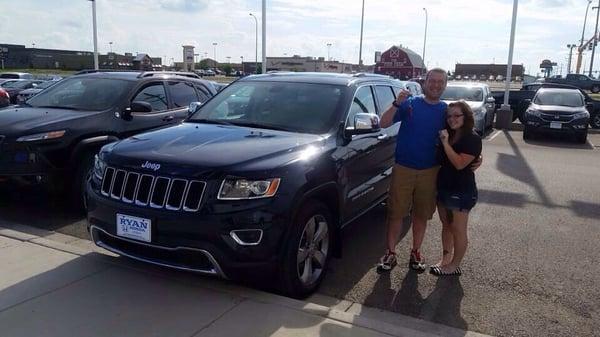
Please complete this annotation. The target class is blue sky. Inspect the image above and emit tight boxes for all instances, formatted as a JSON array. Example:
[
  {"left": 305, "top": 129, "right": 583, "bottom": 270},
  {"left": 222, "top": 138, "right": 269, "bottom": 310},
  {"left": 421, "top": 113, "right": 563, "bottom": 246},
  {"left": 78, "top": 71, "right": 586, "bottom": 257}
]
[{"left": 0, "top": 0, "right": 595, "bottom": 76}]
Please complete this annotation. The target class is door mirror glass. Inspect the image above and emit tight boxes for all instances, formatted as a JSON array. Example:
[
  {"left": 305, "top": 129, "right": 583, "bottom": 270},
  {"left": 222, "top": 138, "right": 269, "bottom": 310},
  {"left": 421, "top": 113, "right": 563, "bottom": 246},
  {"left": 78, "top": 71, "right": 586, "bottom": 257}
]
[
  {"left": 347, "top": 113, "right": 381, "bottom": 135},
  {"left": 188, "top": 101, "right": 203, "bottom": 116}
]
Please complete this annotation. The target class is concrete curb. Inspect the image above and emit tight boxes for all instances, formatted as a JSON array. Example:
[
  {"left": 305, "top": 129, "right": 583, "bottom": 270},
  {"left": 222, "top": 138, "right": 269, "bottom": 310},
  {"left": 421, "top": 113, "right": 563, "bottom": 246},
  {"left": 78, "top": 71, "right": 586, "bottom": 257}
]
[{"left": 0, "top": 222, "right": 492, "bottom": 337}]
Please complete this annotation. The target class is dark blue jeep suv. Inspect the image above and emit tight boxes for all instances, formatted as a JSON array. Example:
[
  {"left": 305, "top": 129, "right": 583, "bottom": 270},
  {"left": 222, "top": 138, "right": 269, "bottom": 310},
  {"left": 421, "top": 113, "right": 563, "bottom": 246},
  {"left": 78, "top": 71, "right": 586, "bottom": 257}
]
[{"left": 86, "top": 72, "right": 404, "bottom": 298}]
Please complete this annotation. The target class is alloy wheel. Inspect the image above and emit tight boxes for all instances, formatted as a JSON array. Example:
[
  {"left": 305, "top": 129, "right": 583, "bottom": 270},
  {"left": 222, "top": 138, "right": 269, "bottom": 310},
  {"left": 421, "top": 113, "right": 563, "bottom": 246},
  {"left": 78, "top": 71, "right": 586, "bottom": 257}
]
[{"left": 296, "top": 214, "right": 329, "bottom": 286}]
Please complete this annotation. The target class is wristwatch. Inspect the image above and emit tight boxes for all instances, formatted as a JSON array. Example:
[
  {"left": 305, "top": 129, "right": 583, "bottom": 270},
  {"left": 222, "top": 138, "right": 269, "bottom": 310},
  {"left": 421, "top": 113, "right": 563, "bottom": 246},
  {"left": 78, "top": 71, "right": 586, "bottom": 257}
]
[{"left": 392, "top": 101, "right": 400, "bottom": 108}]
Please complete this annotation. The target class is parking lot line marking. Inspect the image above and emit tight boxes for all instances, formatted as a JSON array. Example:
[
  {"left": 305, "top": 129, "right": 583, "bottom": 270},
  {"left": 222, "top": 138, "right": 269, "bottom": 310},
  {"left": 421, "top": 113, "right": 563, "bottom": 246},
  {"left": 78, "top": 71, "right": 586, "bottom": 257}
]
[{"left": 488, "top": 130, "right": 502, "bottom": 141}]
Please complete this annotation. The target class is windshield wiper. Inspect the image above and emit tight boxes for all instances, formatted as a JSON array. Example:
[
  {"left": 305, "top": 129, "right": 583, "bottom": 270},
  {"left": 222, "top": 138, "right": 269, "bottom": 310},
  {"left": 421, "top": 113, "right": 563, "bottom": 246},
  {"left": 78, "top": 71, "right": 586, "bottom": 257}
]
[
  {"left": 35, "top": 105, "right": 79, "bottom": 110},
  {"left": 229, "top": 121, "right": 295, "bottom": 132},
  {"left": 188, "top": 118, "right": 234, "bottom": 126}
]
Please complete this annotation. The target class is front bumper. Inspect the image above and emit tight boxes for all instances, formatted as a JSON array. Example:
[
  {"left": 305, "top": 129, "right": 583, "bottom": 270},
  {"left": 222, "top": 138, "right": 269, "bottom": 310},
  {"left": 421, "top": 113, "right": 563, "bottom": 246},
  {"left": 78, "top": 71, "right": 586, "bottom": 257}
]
[
  {"left": 524, "top": 115, "right": 589, "bottom": 134},
  {"left": 86, "top": 182, "right": 290, "bottom": 279},
  {"left": 0, "top": 141, "right": 62, "bottom": 177}
]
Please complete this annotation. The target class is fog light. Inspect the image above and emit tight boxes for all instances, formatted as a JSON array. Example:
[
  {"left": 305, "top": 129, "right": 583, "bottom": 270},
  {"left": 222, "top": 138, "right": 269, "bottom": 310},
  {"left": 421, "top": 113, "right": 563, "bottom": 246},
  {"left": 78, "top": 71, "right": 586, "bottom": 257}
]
[{"left": 230, "top": 229, "right": 263, "bottom": 246}]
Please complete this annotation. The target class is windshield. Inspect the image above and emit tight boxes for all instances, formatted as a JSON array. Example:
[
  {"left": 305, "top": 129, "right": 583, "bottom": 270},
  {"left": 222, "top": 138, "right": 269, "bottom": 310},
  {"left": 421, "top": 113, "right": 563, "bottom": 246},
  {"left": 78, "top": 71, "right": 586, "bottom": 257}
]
[
  {"left": 0, "top": 74, "right": 20, "bottom": 79},
  {"left": 533, "top": 91, "right": 584, "bottom": 107},
  {"left": 1, "top": 81, "right": 32, "bottom": 89},
  {"left": 34, "top": 81, "right": 56, "bottom": 90},
  {"left": 27, "top": 77, "right": 133, "bottom": 111},
  {"left": 441, "top": 86, "right": 484, "bottom": 101},
  {"left": 189, "top": 81, "right": 345, "bottom": 134}
]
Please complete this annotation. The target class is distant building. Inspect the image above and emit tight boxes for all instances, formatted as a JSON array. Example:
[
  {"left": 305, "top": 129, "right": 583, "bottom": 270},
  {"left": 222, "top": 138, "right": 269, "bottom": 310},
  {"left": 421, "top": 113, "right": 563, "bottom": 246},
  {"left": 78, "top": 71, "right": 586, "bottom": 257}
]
[
  {"left": 264, "top": 55, "right": 358, "bottom": 74},
  {"left": 374, "top": 45, "right": 425, "bottom": 79},
  {"left": 0, "top": 43, "right": 161, "bottom": 71},
  {"left": 454, "top": 63, "right": 524, "bottom": 79}
]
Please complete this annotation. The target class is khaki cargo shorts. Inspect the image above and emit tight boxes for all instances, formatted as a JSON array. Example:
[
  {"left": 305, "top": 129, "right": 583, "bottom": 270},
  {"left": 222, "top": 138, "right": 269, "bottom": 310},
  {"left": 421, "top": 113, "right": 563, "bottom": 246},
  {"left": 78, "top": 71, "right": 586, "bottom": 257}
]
[{"left": 387, "top": 164, "right": 440, "bottom": 222}]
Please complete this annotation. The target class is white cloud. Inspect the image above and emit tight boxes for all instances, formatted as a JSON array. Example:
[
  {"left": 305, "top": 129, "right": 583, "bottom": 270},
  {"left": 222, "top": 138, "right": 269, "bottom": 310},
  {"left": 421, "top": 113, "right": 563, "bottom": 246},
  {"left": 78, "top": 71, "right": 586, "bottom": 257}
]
[{"left": 0, "top": 0, "right": 592, "bottom": 75}]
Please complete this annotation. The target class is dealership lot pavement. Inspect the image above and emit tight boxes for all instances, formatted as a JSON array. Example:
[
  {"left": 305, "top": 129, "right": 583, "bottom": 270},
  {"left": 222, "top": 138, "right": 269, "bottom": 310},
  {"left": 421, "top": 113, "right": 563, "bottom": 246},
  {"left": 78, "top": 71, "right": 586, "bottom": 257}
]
[{"left": 1, "top": 129, "right": 599, "bottom": 337}]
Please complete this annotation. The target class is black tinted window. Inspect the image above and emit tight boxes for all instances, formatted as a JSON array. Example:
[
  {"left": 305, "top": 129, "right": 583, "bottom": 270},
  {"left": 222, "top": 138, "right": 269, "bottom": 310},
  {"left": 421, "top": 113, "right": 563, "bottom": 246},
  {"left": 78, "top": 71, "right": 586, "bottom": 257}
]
[
  {"left": 132, "top": 83, "right": 168, "bottom": 111},
  {"left": 27, "top": 77, "right": 132, "bottom": 111},
  {"left": 347, "top": 86, "right": 376, "bottom": 124},
  {"left": 190, "top": 81, "right": 344, "bottom": 134},
  {"left": 168, "top": 81, "right": 198, "bottom": 108},
  {"left": 194, "top": 85, "right": 210, "bottom": 102},
  {"left": 374, "top": 85, "right": 395, "bottom": 114}
]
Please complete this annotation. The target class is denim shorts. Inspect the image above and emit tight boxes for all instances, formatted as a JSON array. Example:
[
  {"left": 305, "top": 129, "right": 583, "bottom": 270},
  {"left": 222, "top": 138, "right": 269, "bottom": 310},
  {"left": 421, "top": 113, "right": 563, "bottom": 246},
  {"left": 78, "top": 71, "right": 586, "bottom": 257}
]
[{"left": 437, "top": 189, "right": 478, "bottom": 212}]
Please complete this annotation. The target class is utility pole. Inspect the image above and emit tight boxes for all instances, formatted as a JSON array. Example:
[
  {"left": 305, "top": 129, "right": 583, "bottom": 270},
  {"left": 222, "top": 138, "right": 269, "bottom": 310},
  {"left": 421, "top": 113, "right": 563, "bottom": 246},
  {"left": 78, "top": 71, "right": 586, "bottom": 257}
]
[
  {"left": 89, "top": 0, "right": 99, "bottom": 70},
  {"left": 590, "top": 1, "right": 600, "bottom": 76},
  {"left": 358, "top": 0, "right": 365, "bottom": 67},
  {"left": 567, "top": 44, "right": 577, "bottom": 74},
  {"left": 262, "top": 0, "right": 266, "bottom": 73}
]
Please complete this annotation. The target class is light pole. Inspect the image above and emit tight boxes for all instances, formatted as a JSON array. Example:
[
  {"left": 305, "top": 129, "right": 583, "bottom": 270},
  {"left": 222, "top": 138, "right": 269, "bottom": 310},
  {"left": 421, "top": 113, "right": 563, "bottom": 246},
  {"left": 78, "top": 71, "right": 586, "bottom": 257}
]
[
  {"left": 109, "top": 41, "right": 113, "bottom": 53},
  {"left": 567, "top": 44, "right": 577, "bottom": 74},
  {"left": 422, "top": 8, "right": 428, "bottom": 73},
  {"left": 327, "top": 43, "right": 332, "bottom": 61},
  {"left": 261, "top": 0, "right": 266, "bottom": 74},
  {"left": 497, "top": 0, "right": 519, "bottom": 130},
  {"left": 89, "top": 0, "right": 98, "bottom": 70},
  {"left": 590, "top": 1, "right": 600, "bottom": 77},
  {"left": 226, "top": 56, "right": 231, "bottom": 64},
  {"left": 212, "top": 42, "right": 217, "bottom": 70},
  {"left": 32, "top": 42, "right": 35, "bottom": 48},
  {"left": 581, "top": 0, "right": 593, "bottom": 48},
  {"left": 358, "top": 0, "right": 365, "bottom": 67},
  {"left": 249, "top": 13, "right": 259, "bottom": 74}
]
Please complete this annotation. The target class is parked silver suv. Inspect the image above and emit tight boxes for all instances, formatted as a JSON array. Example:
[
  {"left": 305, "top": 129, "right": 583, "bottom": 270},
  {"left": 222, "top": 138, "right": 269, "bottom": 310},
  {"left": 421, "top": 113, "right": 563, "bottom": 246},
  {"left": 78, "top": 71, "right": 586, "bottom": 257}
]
[{"left": 441, "top": 82, "right": 496, "bottom": 135}]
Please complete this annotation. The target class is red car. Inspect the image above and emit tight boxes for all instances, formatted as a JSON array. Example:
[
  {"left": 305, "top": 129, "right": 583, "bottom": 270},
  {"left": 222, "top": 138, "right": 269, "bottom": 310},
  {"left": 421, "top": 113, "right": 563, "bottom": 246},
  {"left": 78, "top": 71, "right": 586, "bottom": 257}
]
[{"left": 0, "top": 88, "right": 9, "bottom": 108}]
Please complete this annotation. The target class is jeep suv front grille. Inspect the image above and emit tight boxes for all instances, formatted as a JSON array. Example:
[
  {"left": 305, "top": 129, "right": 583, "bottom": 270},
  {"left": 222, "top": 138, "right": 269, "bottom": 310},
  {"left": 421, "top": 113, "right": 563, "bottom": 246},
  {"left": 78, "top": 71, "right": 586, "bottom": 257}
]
[{"left": 100, "top": 167, "right": 206, "bottom": 212}]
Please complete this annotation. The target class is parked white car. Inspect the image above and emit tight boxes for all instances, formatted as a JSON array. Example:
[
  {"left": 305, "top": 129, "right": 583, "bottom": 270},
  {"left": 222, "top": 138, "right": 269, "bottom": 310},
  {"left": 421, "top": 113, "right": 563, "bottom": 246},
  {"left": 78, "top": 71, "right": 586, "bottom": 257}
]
[{"left": 441, "top": 83, "right": 496, "bottom": 135}]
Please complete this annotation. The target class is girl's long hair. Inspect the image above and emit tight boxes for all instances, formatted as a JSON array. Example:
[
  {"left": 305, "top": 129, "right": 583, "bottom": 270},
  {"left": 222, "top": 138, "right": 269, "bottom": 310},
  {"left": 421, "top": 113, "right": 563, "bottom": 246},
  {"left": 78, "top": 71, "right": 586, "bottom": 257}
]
[{"left": 447, "top": 100, "right": 475, "bottom": 141}]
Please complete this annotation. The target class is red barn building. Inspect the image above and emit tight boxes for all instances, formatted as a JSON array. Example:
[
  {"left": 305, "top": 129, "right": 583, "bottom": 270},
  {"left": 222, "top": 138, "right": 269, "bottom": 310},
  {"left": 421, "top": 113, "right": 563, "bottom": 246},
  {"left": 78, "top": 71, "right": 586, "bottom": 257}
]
[{"left": 374, "top": 45, "right": 425, "bottom": 79}]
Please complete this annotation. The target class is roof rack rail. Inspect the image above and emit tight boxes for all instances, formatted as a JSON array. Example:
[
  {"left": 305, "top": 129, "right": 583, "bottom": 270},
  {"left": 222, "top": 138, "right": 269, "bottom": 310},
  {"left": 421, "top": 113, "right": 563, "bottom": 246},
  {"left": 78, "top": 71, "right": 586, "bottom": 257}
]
[
  {"left": 74, "top": 69, "right": 140, "bottom": 75},
  {"left": 137, "top": 71, "right": 201, "bottom": 79},
  {"left": 352, "top": 72, "right": 391, "bottom": 78}
]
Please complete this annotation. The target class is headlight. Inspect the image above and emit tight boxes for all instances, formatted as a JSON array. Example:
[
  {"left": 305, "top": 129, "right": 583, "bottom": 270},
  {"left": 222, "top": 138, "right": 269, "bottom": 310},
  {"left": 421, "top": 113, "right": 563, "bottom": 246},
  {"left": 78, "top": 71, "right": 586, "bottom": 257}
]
[
  {"left": 218, "top": 177, "right": 281, "bottom": 200},
  {"left": 92, "top": 155, "right": 107, "bottom": 181},
  {"left": 16, "top": 130, "right": 66, "bottom": 142},
  {"left": 526, "top": 109, "right": 541, "bottom": 117},
  {"left": 573, "top": 111, "right": 590, "bottom": 119}
]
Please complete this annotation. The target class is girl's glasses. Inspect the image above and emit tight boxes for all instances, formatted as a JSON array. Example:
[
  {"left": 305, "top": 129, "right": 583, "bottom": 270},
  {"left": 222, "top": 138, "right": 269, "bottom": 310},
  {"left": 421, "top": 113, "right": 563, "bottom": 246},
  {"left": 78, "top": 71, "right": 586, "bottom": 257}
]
[{"left": 447, "top": 114, "right": 464, "bottom": 119}]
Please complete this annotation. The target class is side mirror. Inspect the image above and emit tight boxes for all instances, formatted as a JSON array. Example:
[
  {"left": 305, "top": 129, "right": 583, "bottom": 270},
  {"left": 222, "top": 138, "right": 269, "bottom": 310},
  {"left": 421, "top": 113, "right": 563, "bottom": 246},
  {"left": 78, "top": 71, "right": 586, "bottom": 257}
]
[
  {"left": 347, "top": 113, "right": 381, "bottom": 135},
  {"left": 523, "top": 98, "right": 532, "bottom": 106},
  {"left": 122, "top": 101, "right": 152, "bottom": 121},
  {"left": 188, "top": 101, "right": 203, "bottom": 116},
  {"left": 586, "top": 102, "right": 594, "bottom": 110},
  {"left": 486, "top": 97, "right": 495, "bottom": 104}
]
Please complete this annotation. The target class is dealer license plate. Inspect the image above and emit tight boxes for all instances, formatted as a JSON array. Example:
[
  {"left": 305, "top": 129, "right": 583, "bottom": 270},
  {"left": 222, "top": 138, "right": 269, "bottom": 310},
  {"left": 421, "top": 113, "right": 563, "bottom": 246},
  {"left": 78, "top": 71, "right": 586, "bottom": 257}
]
[
  {"left": 116, "top": 213, "right": 151, "bottom": 242},
  {"left": 550, "top": 122, "right": 562, "bottom": 129}
]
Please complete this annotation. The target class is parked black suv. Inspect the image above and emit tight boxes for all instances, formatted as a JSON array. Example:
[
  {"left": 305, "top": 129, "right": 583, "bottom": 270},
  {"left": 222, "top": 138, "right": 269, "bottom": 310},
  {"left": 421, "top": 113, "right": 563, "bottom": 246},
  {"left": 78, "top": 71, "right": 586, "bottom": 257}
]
[
  {"left": 0, "top": 71, "right": 217, "bottom": 207},
  {"left": 523, "top": 88, "right": 590, "bottom": 143},
  {"left": 86, "top": 72, "right": 404, "bottom": 297}
]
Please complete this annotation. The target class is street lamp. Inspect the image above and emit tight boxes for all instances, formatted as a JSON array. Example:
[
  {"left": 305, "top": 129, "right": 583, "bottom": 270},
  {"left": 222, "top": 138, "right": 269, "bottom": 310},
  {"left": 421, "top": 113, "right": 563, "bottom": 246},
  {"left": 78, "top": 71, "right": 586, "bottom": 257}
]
[
  {"left": 358, "top": 0, "right": 365, "bottom": 67},
  {"left": 88, "top": 0, "right": 98, "bottom": 70},
  {"left": 590, "top": 2, "right": 600, "bottom": 77},
  {"left": 109, "top": 41, "right": 113, "bottom": 53},
  {"left": 567, "top": 44, "right": 578, "bottom": 74},
  {"left": 212, "top": 42, "right": 217, "bottom": 69},
  {"left": 226, "top": 56, "right": 231, "bottom": 64},
  {"left": 581, "top": 0, "right": 593, "bottom": 48},
  {"left": 422, "top": 8, "right": 428, "bottom": 73},
  {"left": 249, "top": 13, "right": 258, "bottom": 74},
  {"left": 327, "top": 43, "right": 332, "bottom": 61}
]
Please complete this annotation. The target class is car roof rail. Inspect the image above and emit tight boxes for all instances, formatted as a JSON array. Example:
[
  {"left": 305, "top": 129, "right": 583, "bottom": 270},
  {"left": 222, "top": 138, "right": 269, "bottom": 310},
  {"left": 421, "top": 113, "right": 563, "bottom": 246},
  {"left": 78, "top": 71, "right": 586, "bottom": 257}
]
[
  {"left": 137, "top": 71, "right": 201, "bottom": 79},
  {"left": 74, "top": 69, "right": 139, "bottom": 75},
  {"left": 352, "top": 72, "right": 391, "bottom": 79}
]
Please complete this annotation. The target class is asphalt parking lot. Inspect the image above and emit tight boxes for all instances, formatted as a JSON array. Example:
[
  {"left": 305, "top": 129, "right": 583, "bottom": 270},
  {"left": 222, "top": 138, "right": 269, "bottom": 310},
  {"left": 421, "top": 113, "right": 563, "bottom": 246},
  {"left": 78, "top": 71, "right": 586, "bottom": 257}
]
[{"left": 1, "top": 127, "right": 599, "bottom": 337}]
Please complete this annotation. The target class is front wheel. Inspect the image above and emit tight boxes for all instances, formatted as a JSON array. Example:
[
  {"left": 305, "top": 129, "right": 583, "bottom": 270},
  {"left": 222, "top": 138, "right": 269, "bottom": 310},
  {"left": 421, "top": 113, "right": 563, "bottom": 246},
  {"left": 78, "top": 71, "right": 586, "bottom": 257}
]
[
  {"left": 576, "top": 131, "right": 588, "bottom": 144},
  {"left": 279, "top": 200, "right": 333, "bottom": 299},
  {"left": 523, "top": 125, "right": 533, "bottom": 140},
  {"left": 590, "top": 113, "right": 600, "bottom": 129},
  {"left": 71, "top": 151, "right": 96, "bottom": 212}
]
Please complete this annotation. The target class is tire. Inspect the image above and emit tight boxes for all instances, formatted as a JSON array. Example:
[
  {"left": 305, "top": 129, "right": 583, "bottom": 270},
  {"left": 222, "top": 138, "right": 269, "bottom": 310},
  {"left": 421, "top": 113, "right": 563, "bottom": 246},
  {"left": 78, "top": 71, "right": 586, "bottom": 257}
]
[
  {"left": 576, "top": 131, "right": 588, "bottom": 144},
  {"left": 71, "top": 151, "right": 96, "bottom": 212},
  {"left": 592, "top": 85, "right": 600, "bottom": 94},
  {"left": 523, "top": 125, "right": 532, "bottom": 140},
  {"left": 591, "top": 113, "right": 600, "bottom": 129},
  {"left": 279, "top": 200, "right": 333, "bottom": 299}
]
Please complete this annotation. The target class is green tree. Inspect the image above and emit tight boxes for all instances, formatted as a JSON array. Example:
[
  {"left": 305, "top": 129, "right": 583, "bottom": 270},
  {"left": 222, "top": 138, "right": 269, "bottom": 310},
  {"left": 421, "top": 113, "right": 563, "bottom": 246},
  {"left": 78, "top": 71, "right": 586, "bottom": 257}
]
[{"left": 222, "top": 64, "right": 233, "bottom": 76}]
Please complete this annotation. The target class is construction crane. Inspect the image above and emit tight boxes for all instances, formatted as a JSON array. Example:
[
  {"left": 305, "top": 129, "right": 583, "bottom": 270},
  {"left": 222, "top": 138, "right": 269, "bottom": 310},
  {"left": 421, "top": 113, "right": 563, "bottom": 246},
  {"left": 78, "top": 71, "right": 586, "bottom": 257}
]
[{"left": 575, "top": 33, "right": 599, "bottom": 74}]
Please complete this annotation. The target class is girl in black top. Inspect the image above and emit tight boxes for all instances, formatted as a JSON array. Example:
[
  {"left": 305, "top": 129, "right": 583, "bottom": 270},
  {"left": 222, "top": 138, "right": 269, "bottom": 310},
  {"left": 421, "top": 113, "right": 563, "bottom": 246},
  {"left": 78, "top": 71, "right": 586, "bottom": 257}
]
[{"left": 430, "top": 100, "right": 482, "bottom": 277}]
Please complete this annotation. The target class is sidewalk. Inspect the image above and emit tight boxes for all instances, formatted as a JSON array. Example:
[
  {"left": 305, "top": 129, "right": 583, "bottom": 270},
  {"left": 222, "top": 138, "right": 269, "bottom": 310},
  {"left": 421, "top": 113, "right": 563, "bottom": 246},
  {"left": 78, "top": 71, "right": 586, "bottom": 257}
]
[{"left": 0, "top": 222, "right": 492, "bottom": 337}]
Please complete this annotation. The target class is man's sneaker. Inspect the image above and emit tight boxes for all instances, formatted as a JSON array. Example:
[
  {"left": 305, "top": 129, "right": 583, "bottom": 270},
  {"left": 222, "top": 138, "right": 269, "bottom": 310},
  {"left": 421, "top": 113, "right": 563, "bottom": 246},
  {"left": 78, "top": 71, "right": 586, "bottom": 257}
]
[
  {"left": 409, "top": 249, "right": 427, "bottom": 271},
  {"left": 377, "top": 251, "right": 397, "bottom": 272}
]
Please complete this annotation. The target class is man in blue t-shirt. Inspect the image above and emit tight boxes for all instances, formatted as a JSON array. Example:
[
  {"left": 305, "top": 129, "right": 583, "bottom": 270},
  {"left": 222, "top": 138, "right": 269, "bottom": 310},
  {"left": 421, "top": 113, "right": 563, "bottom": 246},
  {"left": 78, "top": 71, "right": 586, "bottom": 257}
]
[{"left": 377, "top": 68, "right": 448, "bottom": 272}]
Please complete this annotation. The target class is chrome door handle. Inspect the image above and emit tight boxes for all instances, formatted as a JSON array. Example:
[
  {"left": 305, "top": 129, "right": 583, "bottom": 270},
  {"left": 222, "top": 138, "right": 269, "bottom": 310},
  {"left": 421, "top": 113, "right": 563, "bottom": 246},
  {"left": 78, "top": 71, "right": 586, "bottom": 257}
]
[{"left": 377, "top": 134, "right": 389, "bottom": 140}]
